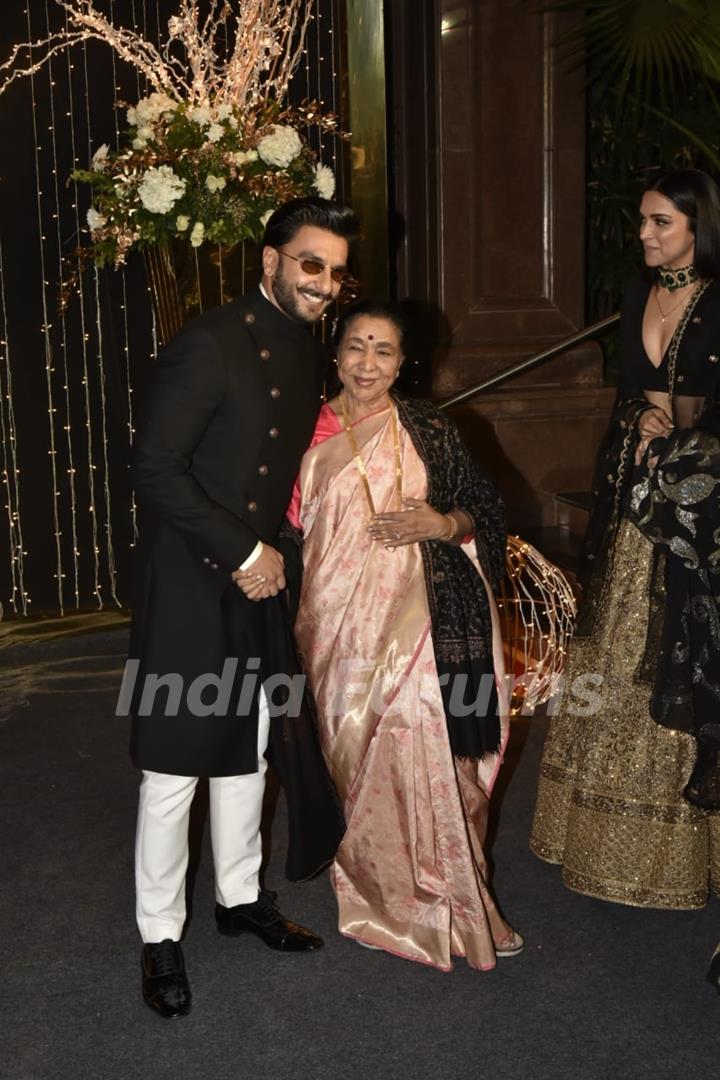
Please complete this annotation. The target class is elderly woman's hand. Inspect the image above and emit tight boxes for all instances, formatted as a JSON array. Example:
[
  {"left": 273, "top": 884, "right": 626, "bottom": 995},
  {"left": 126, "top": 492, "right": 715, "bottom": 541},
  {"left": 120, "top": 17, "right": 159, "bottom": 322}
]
[{"left": 368, "top": 498, "right": 455, "bottom": 548}]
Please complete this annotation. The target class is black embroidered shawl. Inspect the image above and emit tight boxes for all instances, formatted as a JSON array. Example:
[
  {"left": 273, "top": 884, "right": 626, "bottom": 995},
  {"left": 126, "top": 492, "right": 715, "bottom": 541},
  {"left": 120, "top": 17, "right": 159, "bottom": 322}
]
[{"left": 395, "top": 395, "right": 506, "bottom": 758}]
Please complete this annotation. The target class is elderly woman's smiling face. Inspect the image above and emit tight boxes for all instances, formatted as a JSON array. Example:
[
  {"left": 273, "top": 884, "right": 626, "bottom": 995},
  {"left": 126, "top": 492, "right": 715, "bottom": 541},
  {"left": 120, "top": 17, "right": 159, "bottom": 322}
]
[{"left": 336, "top": 314, "right": 403, "bottom": 413}]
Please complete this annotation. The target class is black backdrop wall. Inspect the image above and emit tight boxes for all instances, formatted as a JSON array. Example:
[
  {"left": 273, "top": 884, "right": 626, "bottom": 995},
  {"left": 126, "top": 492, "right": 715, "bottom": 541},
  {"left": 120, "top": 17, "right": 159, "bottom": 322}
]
[{"left": 0, "top": 0, "right": 344, "bottom": 616}]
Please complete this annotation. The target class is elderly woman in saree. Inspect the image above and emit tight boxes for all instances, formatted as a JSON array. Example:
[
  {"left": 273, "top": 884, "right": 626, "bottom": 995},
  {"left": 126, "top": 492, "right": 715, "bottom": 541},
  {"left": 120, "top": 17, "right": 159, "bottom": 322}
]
[
  {"left": 286, "top": 299, "right": 521, "bottom": 972},
  {"left": 531, "top": 171, "right": 720, "bottom": 962}
]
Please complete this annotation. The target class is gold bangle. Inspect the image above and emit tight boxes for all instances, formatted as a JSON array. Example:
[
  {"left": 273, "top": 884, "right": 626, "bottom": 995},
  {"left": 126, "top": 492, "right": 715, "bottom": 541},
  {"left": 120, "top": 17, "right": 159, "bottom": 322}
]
[{"left": 443, "top": 513, "right": 458, "bottom": 541}]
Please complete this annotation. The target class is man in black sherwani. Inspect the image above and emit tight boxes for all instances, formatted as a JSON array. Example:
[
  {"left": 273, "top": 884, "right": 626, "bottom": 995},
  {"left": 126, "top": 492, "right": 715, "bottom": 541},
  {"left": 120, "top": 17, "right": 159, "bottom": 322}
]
[{"left": 128, "top": 197, "right": 359, "bottom": 1019}]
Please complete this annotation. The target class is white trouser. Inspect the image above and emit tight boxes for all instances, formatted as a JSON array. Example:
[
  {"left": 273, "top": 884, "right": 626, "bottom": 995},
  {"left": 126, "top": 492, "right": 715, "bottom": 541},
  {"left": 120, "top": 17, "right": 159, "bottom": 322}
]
[{"left": 135, "top": 691, "right": 271, "bottom": 943}]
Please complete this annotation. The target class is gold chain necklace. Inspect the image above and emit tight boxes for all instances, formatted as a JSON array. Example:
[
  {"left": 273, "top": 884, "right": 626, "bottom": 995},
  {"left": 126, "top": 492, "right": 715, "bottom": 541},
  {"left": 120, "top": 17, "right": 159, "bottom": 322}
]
[
  {"left": 339, "top": 394, "right": 403, "bottom": 515},
  {"left": 653, "top": 285, "right": 690, "bottom": 323}
]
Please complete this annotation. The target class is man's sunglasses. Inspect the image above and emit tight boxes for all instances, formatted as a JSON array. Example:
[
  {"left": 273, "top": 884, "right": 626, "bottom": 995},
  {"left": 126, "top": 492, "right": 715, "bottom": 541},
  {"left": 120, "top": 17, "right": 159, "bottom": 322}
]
[{"left": 278, "top": 249, "right": 353, "bottom": 287}]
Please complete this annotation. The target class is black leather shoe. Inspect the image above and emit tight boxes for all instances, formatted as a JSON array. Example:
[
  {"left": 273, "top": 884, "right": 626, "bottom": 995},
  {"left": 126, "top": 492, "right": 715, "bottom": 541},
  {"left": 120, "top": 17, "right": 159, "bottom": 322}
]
[
  {"left": 216, "top": 890, "right": 324, "bottom": 952},
  {"left": 707, "top": 947, "right": 720, "bottom": 993},
  {"left": 141, "top": 939, "right": 192, "bottom": 1019}
]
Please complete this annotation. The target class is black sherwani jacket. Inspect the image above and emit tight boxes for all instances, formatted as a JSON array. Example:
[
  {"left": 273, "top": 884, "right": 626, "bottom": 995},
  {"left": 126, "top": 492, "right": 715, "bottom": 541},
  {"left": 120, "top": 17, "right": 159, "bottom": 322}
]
[{"left": 129, "top": 287, "right": 326, "bottom": 778}]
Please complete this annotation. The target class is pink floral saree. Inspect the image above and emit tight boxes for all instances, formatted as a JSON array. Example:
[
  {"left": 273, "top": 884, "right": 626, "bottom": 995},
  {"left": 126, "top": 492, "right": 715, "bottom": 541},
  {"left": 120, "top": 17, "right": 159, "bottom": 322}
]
[{"left": 294, "top": 404, "right": 510, "bottom": 971}]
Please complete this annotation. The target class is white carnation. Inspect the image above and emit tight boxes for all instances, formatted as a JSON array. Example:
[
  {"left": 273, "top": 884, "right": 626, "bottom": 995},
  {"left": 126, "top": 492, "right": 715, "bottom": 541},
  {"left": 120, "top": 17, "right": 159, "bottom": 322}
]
[
  {"left": 176, "top": 214, "right": 190, "bottom": 231},
  {"left": 126, "top": 106, "right": 137, "bottom": 126},
  {"left": 205, "top": 174, "right": 227, "bottom": 193},
  {"left": 215, "top": 104, "right": 232, "bottom": 121},
  {"left": 132, "top": 136, "right": 148, "bottom": 150},
  {"left": 257, "top": 125, "right": 302, "bottom": 168},
  {"left": 87, "top": 207, "right": 106, "bottom": 231},
  {"left": 313, "top": 163, "right": 336, "bottom": 200},
  {"left": 137, "top": 165, "right": 187, "bottom": 215},
  {"left": 136, "top": 125, "right": 154, "bottom": 142},
  {"left": 206, "top": 123, "right": 224, "bottom": 143},
  {"left": 135, "top": 92, "right": 176, "bottom": 126},
  {"left": 91, "top": 144, "right": 109, "bottom": 172},
  {"left": 190, "top": 221, "right": 205, "bottom": 247}
]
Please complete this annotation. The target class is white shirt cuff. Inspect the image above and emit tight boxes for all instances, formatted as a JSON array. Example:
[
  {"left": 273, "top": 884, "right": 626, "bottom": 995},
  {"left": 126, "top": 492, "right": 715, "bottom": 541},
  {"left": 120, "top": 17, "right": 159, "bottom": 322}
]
[{"left": 239, "top": 541, "right": 263, "bottom": 571}]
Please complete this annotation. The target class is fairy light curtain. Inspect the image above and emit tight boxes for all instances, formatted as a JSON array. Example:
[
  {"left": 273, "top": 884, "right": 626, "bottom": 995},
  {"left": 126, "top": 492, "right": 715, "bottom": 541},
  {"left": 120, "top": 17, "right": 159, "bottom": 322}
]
[{"left": 0, "top": 0, "right": 345, "bottom": 615}]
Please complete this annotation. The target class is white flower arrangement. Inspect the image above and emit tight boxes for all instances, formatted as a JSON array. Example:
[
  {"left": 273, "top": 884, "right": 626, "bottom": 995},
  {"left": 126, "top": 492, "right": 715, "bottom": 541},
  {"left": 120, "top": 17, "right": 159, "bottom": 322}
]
[
  {"left": 0, "top": 1, "right": 346, "bottom": 272},
  {"left": 69, "top": 94, "right": 339, "bottom": 267}
]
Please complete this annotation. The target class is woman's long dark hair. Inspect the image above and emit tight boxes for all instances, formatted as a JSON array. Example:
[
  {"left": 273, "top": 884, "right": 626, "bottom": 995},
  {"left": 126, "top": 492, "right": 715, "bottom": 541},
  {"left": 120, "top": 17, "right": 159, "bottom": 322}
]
[{"left": 646, "top": 169, "right": 720, "bottom": 280}]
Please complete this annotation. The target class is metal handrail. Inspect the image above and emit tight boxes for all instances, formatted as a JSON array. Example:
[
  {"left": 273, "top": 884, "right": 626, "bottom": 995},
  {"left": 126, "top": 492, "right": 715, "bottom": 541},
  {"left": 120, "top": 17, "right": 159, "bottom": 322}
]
[{"left": 438, "top": 312, "right": 621, "bottom": 411}]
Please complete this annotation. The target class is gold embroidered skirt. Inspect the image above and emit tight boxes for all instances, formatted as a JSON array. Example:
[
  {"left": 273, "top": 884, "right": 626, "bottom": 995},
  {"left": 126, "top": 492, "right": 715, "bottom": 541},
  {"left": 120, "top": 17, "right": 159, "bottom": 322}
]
[{"left": 530, "top": 518, "right": 720, "bottom": 909}]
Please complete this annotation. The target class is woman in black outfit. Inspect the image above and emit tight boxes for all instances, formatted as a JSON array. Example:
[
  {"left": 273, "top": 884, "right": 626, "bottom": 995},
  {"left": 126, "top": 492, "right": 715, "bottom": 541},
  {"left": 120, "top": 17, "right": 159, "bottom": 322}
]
[{"left": 530, "top": 171, "right": 720, "bottom": 972}]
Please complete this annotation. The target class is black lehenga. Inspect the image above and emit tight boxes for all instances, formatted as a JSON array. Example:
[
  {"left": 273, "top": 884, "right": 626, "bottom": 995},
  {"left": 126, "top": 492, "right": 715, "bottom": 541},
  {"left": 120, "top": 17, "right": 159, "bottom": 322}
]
[{"left": 531, "top": 277, "right": 720, "bottom": 909}]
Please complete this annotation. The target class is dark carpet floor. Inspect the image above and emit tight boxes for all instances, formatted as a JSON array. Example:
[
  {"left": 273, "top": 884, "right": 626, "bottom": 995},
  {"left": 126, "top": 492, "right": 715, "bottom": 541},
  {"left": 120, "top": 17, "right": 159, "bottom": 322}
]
[{"left": 1, "top": 630, "right": 719, "bottom": 1080}]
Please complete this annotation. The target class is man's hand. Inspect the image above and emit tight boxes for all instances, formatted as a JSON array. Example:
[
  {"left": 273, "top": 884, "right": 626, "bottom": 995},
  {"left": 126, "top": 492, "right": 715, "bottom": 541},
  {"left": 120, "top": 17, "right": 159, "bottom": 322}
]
[{"left": 232, "top": 545, "right": 286, "bottom": 601}]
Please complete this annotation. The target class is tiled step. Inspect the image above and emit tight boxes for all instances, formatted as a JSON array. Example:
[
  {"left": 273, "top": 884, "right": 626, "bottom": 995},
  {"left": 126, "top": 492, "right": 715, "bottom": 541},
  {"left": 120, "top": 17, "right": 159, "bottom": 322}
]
[{"left": 554, "top": 490, "right": 591, "bottom": 535}]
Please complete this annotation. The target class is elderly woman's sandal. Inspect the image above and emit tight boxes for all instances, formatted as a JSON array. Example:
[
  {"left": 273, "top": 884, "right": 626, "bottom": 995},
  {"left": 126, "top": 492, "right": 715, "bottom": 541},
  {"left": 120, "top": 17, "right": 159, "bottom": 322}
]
[{"left": 495, "top": 930, "right": 524, "bottom": 957}]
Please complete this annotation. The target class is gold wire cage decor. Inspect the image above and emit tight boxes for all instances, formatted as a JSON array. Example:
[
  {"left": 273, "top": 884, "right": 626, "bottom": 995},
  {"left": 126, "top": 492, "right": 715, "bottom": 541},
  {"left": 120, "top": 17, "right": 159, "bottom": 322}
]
[{"left": 498, "top": 535, "right": 577, "bottom": 714}]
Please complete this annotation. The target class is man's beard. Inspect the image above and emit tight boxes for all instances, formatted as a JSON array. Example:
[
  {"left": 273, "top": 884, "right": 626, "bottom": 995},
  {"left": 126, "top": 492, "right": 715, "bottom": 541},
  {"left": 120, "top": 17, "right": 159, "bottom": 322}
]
[{"left": 271, "top": 263, "right": 331, "bottom": 325}]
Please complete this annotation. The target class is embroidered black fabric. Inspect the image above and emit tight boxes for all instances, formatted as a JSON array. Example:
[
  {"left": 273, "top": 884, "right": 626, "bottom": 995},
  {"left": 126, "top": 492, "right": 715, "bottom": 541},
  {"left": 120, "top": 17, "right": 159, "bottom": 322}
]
[
  {"left": 395, "top": 395, "right": 506, "bottom": 758},
  {"left": 628, "top": 419, "right": 720, "bottom": 809}
]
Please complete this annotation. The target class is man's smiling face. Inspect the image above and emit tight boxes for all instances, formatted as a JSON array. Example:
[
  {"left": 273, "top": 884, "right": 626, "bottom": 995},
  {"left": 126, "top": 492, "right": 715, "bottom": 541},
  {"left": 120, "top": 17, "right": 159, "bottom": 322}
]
[{"left": 262, "top": 224, "right": 350, "bottom": 325}]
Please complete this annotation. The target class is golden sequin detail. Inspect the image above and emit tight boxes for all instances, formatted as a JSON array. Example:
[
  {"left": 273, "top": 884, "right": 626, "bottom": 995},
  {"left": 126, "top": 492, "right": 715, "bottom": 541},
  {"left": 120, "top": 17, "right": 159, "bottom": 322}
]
[{"left": 531, "top": 518, "right": 720, "bottom": 910}]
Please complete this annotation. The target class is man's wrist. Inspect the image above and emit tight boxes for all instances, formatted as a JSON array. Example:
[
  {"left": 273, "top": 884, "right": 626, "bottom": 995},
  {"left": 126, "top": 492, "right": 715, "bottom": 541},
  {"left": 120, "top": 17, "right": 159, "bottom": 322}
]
[{"left": 238, "top": 541, "right": 263, "bottom": 571}]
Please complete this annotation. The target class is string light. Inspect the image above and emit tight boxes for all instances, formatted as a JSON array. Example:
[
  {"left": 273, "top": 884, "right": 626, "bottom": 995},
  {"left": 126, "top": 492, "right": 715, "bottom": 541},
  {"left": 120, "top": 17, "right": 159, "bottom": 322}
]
[
  {"left": 92, "top": 261, "right": 121, "bottom": 606},
  {"left": 315, "top": 0, "right": 322, "bottom": 156},
  {"left": 80, "top": 32, "right": 102, "bottom": 607},
  {"left": 329, "top": 0, "right": 338, "bottom": 183},
  {"left": 109, "top": 0, "right": 137, "bottom": 544},
  {"left": 0, "top": 241, "right": 27, "bottom": 615},
  {"left": 129, "top": 0, "right": 145, "bottom": 98},
  {"left": 47, "top": 0, "right": 80, "bottom": 609},
  {"left": 26, "top": 2, "right": 64, "bottom": 614}
]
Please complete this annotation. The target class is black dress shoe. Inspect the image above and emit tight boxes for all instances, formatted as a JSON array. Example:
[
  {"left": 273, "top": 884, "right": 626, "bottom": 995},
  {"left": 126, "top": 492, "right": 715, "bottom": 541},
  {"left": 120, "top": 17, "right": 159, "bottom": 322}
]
[
  {"left": 216, "top": 890, "right": 324, "bottom": 952},
  {"left": 141, "top": 939, "right": 192, "bottom": 1019}
]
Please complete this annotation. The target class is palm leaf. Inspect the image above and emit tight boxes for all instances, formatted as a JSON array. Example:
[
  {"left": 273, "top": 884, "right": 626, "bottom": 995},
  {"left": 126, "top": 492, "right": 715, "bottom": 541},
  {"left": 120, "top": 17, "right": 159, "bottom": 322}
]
[
  {"left": 644, "top": 103, "right": 720, "bottom": 170},
  {"left": 544, "top": 0, "right": 720, "bottom": 103}
]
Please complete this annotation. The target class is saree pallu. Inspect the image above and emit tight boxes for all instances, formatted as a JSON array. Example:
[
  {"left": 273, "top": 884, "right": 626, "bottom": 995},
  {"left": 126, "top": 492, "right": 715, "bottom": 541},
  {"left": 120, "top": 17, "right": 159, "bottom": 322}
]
[
  {"left": 531, "top": 517, "right": 720, "bottom": 909},
  {"left": 294, "top": 407, "right": 510, "bottom": 970}
]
